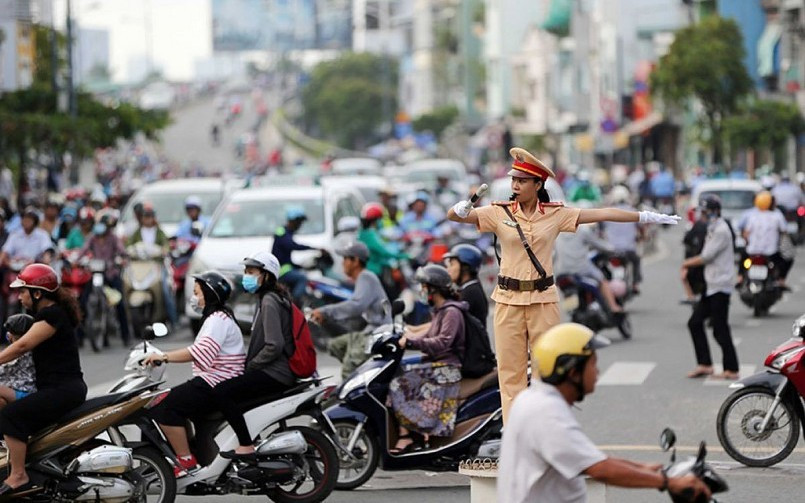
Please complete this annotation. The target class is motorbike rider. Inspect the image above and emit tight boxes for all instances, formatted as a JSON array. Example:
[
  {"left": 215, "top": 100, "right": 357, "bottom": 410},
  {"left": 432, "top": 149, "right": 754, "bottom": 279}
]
[
  {"left": 143, "top": 271, "right": 245, "bottom": 476},
  {"left": 435, "top": 175, "right": 461, "bottom": 209},
  {"left": 0, "top": 264, "right": 87, "bottom": 494},
  {"left": 272, "top": 207, "right": 317, "bottom": 302},
  {"left": 601, "top": 185, "right": 643, "bottom": 295},
  {"left": 447, "top": 147, "right": 679, "bottom": 422},
  {"left": 741, "top": 191, "right": 788, "bottom": 288},
  {"left": 567, "top": 171, "right": 601, "bottom": 204},
  {"left": 0, "top": 208, "right": 53, "bottom": 267},
  {"left": 358, "top": 202, "right": 408, "bottom": 292},
  {"left": 378, "top": 187, "right": 404, "bottom": 231},
  {"left": 39, "top": 198, "right": 61, "bottom": 241},
  {"left": 79, "top": 213, "right": 131, "bottom": 345},
  {"left": 390, "top": 264, "right": 466, "bottom": 453},
  {"left": 398, "top": 191, "right": 442, "bottom": 237},
  {"left": 771, "top": 173, "right": 803, "bottom": 214},
  {"left": 649, "top": 163, "right": 676, "bottom": 211},
  {"left": 443, "top": 243, "right": 488, "bottom": 326},
  {"left": 175, "top": 196, "right": 210, "bottom": 244},
  {"left": 127, "top": 204, "right": 178, "bottom": 326},
  {"left": 65, "top": 208, "right": 95, "bottom": 250},
  {"left": 310, "top": 242, "right": 391, "bottom": 378},
  {"left": 210, "top": 252, "right": 296, "bottom": 459},
  {"left": 54, "top": 205, "right": 77, "bottom": 243},
  {"left": 682, "top": 195, "right": 740, "bottom": 380},
  {"left": 498, "top": 322, "right": 710, "bottom": 502}
]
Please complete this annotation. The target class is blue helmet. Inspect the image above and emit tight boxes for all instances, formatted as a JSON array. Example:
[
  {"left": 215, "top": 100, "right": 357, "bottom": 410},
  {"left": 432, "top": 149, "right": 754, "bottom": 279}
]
[
  {"left": 443, "top": 244, "right": 483, "bottom": 272},
  {"left": 285, "top": 206, "right": 307, "bottom": 221}
]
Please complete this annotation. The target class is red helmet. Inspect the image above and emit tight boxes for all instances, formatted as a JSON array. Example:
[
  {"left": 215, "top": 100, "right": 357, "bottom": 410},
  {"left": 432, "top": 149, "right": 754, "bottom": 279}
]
[
  {"left": 361, "top": 202, "right": 384, "bottom": 221},
  {"left": 78, "top": 207, "right": 95, "bottom": 222},
  {"left": 11, "top": 264, "right": 59, "bottom": 292}
]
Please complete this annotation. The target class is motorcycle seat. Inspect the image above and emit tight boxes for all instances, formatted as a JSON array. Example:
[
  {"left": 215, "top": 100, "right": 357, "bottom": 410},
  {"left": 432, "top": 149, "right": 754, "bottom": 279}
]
[
  {"left": 55, "top": 391, "right": 131, "bottom": 425},
  {"left": 196, "top": 380, "right": 317, "bottom": 424},
  {"left": 458, "top": 369, "right": 498, "bottom": 403}
]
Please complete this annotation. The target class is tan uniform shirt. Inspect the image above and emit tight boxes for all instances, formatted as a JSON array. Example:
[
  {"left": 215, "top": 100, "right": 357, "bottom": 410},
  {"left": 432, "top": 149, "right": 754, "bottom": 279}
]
[{"left": 476, "top": 201, "right": 580, "bottom": 305}]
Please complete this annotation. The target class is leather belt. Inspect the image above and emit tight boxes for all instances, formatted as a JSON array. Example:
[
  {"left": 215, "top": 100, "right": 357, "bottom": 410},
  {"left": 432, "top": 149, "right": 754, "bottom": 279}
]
[{"left": 498, "top": 275, "right": 554, "bottom": 292}]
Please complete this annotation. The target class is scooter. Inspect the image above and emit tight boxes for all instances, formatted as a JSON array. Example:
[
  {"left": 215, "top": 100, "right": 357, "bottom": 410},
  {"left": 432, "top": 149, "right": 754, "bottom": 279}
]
[
  {"left": 737, "top": 255, "right": 782, "bottom": 317},
  {"left": 106, "top": 324, "right": 341, "bottom": 503},
  {"left": 84, "top": 257, "right": 121, "bottom": 353},
  {"left": 592, "top": 251, "right": 636, "bottom": 305},
  {"left": 123, "top": 242, "right": 166, "bottom": 340},
  {"left": 324, "top": 300, "right": 502, "bottom": 490},
  {"left": 659, "top": 428, "right": 728, "bottom": 502},
  {"left": 716, "top": 312, "right": 805, "bottom": 468},
  {"left": 169, "top": 237, "right": 197, "bottom": 313},
  {"left": 0, "top": 379, "right": 171, "bottom": 501},
  {"left": 556, "top": 274, "right": 633, "bottom": 339}
]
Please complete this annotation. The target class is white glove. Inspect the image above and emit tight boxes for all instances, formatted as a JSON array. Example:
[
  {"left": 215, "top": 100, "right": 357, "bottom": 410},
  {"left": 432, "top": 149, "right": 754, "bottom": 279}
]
[
  {"left": 452, "top": 200, "right": 473, "bottom": 219},
  {"left": 639, "top": 211, "right": 681, "bottom": 225}
]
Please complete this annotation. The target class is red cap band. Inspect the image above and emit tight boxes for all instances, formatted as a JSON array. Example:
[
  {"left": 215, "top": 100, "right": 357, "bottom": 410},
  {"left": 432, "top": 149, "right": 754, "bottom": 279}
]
[{"left": 512, "top": 159, "right": 551, "bottom": 179}]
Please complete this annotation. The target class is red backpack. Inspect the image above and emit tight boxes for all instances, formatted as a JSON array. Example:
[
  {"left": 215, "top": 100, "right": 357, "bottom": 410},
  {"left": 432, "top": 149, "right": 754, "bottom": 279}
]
[{"left": 286, "top": 303, "right": 317, "bottom": 378}]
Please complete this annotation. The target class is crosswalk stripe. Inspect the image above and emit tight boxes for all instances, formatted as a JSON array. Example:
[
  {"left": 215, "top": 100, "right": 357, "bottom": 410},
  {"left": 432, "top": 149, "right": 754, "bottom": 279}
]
[
  {"left": 597, "top": 362, "right": 656, "bottom": 386},
  {"left": 703, "top": 364, "right": 757, "bottom": 386}
]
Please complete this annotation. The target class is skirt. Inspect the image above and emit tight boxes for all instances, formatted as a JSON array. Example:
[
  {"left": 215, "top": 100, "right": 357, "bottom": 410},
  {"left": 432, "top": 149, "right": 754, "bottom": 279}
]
[{"left": 386, "top": 362, "right": 462, "bottom": 437}]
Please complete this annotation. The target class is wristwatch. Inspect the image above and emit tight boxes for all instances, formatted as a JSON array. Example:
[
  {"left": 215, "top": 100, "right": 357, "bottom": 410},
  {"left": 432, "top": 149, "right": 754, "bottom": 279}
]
[
  {"left": 162, "top": 354, "right": 169, "bottom": 364},
  {"left": 658, "top": 469, "right": 668, "bottom": 492}
]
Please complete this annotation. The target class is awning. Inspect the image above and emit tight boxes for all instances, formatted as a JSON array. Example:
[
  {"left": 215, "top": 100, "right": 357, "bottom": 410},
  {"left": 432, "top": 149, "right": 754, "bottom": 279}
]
[
  {"left": 542, "top": 0, "right": 571, "bottom": 37},
  {"left": 757, "top": 21, "right": 782, "bottom": 78}
]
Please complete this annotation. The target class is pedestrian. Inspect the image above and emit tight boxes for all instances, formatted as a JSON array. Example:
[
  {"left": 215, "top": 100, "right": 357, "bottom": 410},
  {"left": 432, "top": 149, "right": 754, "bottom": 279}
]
[
  {"left": 447, "top": 147, "right": 680, "bottom": 421},
  {"left": 682, "top": 195, "right": 740, "bottom": 380},
  {"left": 498, "top": 322, "right": 710, "bottom": 503}
]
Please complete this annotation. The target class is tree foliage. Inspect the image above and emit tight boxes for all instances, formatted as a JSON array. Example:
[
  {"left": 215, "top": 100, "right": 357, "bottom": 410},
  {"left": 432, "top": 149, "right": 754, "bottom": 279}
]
[
  {"left": 412, "top": 106, "right": 459, "bottom": 138},
  {"left": 301, "top": 53, "right": 398, "bottom": 149},
  {"left": 650, "top": 16, "right": 753, "bottom": 163},
  {"left": 724, "top": 99, "right": 805, "bottom": 152}
]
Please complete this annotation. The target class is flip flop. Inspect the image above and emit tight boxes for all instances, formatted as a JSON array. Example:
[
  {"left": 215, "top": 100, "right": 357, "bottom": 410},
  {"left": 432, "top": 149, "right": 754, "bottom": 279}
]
[
  {"left": 0, "top": 480, "right": 36, "bottom": 496},
  {"left": 686, "top": 368, "right": 714, "bottom": 378}
]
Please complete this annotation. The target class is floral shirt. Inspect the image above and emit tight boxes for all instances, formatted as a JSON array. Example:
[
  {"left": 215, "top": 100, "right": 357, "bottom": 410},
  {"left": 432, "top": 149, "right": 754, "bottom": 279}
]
[{"left": 0, "top": 353, "right": 36, "bottom": 393}]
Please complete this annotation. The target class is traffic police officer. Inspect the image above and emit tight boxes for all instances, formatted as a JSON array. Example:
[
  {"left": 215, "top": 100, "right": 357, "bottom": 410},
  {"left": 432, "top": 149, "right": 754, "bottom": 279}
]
[
  {"left": 448, "top": 147, "right": 681, "bottom": 422},
  {"left": 272, "top": 207, "right": 315, "bottom": 301}
]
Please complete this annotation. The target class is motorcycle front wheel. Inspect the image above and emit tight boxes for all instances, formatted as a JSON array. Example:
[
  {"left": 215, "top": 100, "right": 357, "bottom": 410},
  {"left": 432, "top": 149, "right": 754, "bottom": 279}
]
[
  {"left": 131, "top": 446, "right": 177, "bottom": 503},
  {"left": 332, "top": 421, "right": 379, "bottom": 490},
  {"left": 86, "top": 289, "right": 107, "bottom": 353},
  {"left": 268, "top": 426, "right": 338, "bottom": 503},
  {"left": 717, "top": 386, "right": 800, "bottom": 467}
]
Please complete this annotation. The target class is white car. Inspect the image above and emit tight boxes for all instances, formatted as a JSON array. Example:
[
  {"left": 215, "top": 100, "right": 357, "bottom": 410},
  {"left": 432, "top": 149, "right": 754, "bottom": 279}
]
[
  {"left": 687, "top": 179, "right": 762, "bottom": 225},
  {"left": 185, "top": 184, "right": 365, "bottom": 327},
  {"left": 118, "top": 178, "right": 243, "bottom": 239},
  {"left": 319, "top": 175, "right": 386, "bottom": 206},
  {"left": 330, "top": 158, "right": 382, "bottom": 177}
]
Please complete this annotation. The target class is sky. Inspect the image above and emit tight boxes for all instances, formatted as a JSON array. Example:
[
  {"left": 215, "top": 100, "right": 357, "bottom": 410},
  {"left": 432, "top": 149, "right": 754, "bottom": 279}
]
[{"left": 54, "top": 0, "right": 212, "bottom": 83}]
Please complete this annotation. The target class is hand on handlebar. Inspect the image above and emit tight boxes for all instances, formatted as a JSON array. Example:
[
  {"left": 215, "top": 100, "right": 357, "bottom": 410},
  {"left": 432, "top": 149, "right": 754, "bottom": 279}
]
[
  {"left": 398, "top": 336, "right": 408, "bottom": 349},
  {"left": 309, "top": 309, "right": 325, "bottom": 325},
  {"left": 141, "top": 354, "right": 166, "bottom": 367},
  {"left": 668, "top": 473, "right": 711, "bottom": 501}
]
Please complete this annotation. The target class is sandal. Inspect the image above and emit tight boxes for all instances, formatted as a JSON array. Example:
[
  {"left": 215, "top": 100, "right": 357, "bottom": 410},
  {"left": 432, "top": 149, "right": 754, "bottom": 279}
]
[
  {"left": 686, "top": 367, "right": 714, "bottom": 379},
  {"left": 390, "top": 434, "right": 415, "bottom": 454}
]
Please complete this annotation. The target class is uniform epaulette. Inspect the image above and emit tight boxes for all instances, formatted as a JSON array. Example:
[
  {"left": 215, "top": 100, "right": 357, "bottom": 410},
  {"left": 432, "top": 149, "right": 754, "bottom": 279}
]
[{"left": 541, "top": 202, "right": 564, "bottom": 207}]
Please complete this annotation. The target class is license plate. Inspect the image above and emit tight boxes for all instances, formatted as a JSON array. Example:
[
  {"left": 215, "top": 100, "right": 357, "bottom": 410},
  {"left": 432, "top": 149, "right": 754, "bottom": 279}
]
[
  {"left": 92, "top": 273, "right": 104, "bottom": 287},
  {"left": 787, "top": 222, "right": 798, "bottom": 233},
  {"left": 748, "top": 265, "right": 768, "bottom": 280}
]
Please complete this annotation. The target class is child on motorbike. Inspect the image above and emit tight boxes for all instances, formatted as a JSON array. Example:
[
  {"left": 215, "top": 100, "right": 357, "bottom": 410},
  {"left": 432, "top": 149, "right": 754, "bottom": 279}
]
[{"left": 0, "top": 315, "right": 36, "bottom": 410}]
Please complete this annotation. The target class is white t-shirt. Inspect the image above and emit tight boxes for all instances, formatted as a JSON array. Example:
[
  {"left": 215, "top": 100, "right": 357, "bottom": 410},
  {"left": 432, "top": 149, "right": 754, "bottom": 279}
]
[
  {"left": 498, "top": 381, "right": 607, "bottom": 503},
  {"left": 189, "top": 312, "right": 246, "bottom": 387},
  {"left": 744, "top": 210, "right": 786, "bottom": 256},
  {"left": 140, "top": 226, "right": 158, "bottom": 245}
]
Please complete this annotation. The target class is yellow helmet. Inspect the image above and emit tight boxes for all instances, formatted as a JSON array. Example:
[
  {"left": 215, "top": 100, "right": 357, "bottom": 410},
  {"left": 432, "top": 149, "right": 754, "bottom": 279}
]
[
  {"left": 534, "top": 323, "right": 610, "bottom": 384},
  {"left": 754, "top": 191, "right": 773, "bottom": 211}
]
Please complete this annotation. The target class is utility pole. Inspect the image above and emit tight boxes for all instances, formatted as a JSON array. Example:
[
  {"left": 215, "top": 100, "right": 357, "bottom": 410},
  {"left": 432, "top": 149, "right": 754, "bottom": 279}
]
[{"left": 66, "top": 0, "right": 76, "bottom": 117}]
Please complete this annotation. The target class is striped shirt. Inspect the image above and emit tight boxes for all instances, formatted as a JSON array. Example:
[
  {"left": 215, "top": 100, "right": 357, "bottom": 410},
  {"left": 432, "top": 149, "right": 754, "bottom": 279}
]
[{"left": 189, "top": 312, "right": 246, "bottom": 387}]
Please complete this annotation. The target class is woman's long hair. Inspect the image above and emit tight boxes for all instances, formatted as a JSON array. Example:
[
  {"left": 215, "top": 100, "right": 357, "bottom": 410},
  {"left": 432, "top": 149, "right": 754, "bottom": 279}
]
[
  {"left": 257, "top": 271, "right": 292, "bottom": 305},
  {"left": 44, "top": 288, "right": 83, "bottom": 327},
  {"left": 509, "top": 177, "right": 551, "bottom": 203},
  {"left": 198, "top": 281, "right": 236, "bottom": 324}
]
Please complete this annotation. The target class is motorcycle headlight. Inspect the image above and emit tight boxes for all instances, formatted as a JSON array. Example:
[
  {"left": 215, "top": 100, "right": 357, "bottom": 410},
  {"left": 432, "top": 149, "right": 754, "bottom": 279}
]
[
  {"left": 770, "top": 346, "right": 805, "bottom": 370},
  {"left": 338, "top": 367, "right": 383, "bottom": 400}
]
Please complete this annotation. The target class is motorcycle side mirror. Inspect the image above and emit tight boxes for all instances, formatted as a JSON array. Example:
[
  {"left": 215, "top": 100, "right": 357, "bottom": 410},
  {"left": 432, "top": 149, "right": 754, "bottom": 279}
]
[
  {"left": 696, "top": 441, "right": 707, "bottom": 463},
  {"left": 151, "top": 323, "right": 169, "bottom": 338},
  {"left": 660, "top": 428, "right": 676, "bottom": 452},
  {"left": 391, "top": 299, "right": 406, "bottom": 317},
  {"left": 191, "top": 221, "right": 204, "bottom": 237}
]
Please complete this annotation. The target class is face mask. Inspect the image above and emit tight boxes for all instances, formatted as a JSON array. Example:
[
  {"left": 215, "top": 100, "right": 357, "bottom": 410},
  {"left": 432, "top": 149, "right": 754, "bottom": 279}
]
[
  {"left": 93, "top": 223, "right": 107, "bottom": 235},
  {"left": 241, "top": 274, "right": 259, "bottom": 293},
  {"left": 189, "top": 295, "right": 203, "bottom": 314}
]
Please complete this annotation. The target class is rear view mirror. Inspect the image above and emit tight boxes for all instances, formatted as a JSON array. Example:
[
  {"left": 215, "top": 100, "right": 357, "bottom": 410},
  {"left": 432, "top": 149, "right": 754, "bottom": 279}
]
[
  {"left": 660, "top": 428, "right": 676, "bottom": 452},
  {"left": 151, "top": 323, "right": 169, "bottom": 337},
  {"left": 391, "top": 299, "right": 406, "bottom": 317}
]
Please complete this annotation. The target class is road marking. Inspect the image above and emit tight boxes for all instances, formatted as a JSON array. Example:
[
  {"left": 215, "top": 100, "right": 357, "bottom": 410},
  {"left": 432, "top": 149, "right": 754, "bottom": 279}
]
[
  {"left": 703, "top": 364, "right": 757, "bottom": 385},
  {"left": 733, "top": 337, "right": 742, "bottom": 346},
  {"left": 745, "top": 319, "right": 762, "bottom": 328},
  {"left": 597, "top": 362, "right": 656, "bottom": 386}
]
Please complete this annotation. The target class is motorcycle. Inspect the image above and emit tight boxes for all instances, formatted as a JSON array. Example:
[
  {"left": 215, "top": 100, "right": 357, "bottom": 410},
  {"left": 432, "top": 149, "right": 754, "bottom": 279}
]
[
  {"left": 60, "top": 250, "right": 92, "bottom": 299},
  {"left": 123, "top": 242, "right": 167, "bottom": 340},
  {"left": 556, "top": 274, "right": 633, "bottom": 339},
  {"left": 169, "top": 237, "right": 197, "bottom": 315},
  {"left": 106, "top": 324, "right": 341, "bottom": 503},
  {"left": 84, "top": 257, "right": 122, "bottom": 353},
  {"left": 592, "top": 251, "right": 636, "bottom": 305},
  {"left": 0, "top": 380, "right": 171, "bottom": 501},
  {"left": 716, "top": 312, "right": 805, "bottom": 467},
  {"left": 324, "top": 300, "right": 502, "bottom": 490},
  {"left": 659, "top": 428, "right": 728, "bottom": 502},
  {"left": 737, "top": 255, "right": 782, "bottom": 317},
  {"left": 782, "top": 206, "right": 805, "bottom": 245}
]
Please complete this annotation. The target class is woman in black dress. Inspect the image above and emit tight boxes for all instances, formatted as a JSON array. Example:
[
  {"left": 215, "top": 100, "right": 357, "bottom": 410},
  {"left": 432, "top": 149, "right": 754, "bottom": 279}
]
[{"left": 0, "top": 264, "right": 86, "bottom": 494}]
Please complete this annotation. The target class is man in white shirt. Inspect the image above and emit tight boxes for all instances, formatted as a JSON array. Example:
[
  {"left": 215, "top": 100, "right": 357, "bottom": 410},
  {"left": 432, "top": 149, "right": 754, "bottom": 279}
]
[
  {"left": 0, "top": 208, "right": 53, "bottom": 266},
  {"left": 743, "top": 191, "right": 787, "bottom": 287},
  {"left": 498, "top": 323, "right": 709, "bottom": 503},
  {"left": 771, "top": 175, "right": 803, "bottom": 212}
]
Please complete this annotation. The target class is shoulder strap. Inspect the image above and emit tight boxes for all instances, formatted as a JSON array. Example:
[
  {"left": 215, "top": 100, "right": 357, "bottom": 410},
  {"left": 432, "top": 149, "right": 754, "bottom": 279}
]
[{"left": 500, "top": 204, "right": 547, "bottom": 278}]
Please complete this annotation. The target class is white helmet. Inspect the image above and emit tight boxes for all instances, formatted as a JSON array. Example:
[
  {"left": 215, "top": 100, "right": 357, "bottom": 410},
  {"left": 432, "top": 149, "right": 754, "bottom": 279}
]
[
  {"left": 609, "top": 185, "right": 631, "bottom": 205},
  {"left": 240, "top": 250, "right": 280, "bottom": 278}
]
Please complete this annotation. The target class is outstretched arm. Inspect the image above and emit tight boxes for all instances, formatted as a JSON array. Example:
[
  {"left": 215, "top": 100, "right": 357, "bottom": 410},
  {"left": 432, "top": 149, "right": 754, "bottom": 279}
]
[{"left": 578, "top": 208, "right": 638, "bottom": 224}]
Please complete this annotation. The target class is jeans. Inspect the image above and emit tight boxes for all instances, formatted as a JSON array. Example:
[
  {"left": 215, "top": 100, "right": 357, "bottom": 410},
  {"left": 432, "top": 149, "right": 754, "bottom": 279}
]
[
  {"left": 280, "top": 268, "right": 308, "bottom": 301},
  {"left": 687, "top": 292, "right": 739, "bottom": 372}
]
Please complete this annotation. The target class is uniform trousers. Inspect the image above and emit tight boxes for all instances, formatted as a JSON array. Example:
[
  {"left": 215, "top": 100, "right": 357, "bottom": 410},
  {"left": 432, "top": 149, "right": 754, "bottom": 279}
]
[{"left": 493, "top": 302, "right": 560, "bottom": 423}]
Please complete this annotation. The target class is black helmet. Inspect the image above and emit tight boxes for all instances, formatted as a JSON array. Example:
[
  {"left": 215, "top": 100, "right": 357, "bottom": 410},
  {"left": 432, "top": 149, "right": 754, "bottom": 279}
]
[
  {"left": 443, "top": 244, "right": 483, "bottom": 272},
  {"left": 699, "top": 194, "right": 721, "bottom": 214},
  {"left": 4, "top": 313, "right": 34, "bottom": 337},
  {"left": 192, "top": 271, "right": 233, "bottom": 304},
  {"left": 415, "top": 264, "right": 453, "bottom": 290}
]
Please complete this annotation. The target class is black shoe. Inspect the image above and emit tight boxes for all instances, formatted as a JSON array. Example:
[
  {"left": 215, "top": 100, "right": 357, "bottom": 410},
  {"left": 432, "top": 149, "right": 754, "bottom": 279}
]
[
  {"left": 0, "top": 480, "right": 36, "bottom": 496},
  {"left": 220, "top": 450, "right": 257, "bottom": 461}
]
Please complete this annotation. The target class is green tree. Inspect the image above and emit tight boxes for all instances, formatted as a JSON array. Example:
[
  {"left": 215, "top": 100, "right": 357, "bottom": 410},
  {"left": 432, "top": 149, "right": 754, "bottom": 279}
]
[
  {"left": 651, "top": 16, "right": 753, "bottom": 164},
  {"left": 301, "top": 53, "right": 397, "bottom": 149},
  {"left": 724, "top": 99, "right": 805, "bottom": 169},
  {"left": 412, "top": 106, "right": 459, "bottom": 138}
]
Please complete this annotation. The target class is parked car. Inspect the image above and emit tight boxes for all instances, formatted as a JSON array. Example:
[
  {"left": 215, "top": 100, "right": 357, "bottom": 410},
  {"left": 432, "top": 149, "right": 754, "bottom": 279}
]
[
  {"left": 330, "top": 157, "right": 382, "bottom": 177},
  {"left": 687, "top": 179, "right": 762, "bottom": 250},
  {"left": 185, "top": 184, "right": 365, "bottom": 329},
  {"left": 118, "top": 178, "right": 242, "bottom": 239},
  {"left": 400, "top": 159, "right": 468, "bottom": 192},
  {"left": 320, "top": 175, "right": 387, "bottom": 204}
]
